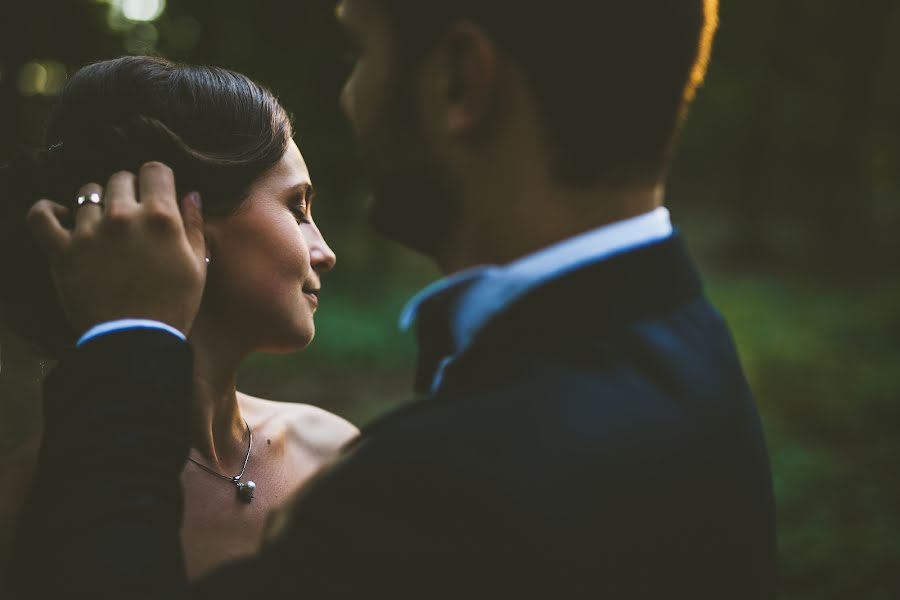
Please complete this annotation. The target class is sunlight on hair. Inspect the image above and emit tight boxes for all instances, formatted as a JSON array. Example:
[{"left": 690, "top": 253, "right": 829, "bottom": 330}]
[
  {"left": 17, "top": 60, "right": 67, "bottom": 97},
  {"left": 684, "top": 0, "right": 720, "bottom": 103}
]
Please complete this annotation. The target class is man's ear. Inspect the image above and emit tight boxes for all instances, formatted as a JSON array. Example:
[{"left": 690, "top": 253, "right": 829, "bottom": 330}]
[{"left": 427, "top": 22, "right": 500, "bottom": 138}]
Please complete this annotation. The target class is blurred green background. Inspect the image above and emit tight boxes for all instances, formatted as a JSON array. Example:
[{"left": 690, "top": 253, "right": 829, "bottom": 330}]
[{"left": 1, "top": 1, "right": 899, "bottom": 597}]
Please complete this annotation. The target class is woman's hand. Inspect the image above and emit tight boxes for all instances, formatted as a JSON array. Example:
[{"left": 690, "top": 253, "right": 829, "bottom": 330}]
[{"left": 26, "top": 162, "right": 207, "bottom": 338}]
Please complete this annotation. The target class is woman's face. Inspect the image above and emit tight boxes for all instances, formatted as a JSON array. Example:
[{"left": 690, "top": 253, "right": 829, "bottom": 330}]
[{"left": 201, "top": 140, "right": 336, "bottom": 353}]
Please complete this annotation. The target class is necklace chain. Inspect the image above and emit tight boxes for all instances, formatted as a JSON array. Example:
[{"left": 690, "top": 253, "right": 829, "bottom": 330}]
[{"left": 187, "top": 419, "right": 253, "bottom": 483}]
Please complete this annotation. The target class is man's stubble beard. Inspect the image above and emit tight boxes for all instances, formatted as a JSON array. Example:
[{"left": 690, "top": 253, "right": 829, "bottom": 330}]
[{"left": 361, "top": 82, "right": 461, "bottom": 262}]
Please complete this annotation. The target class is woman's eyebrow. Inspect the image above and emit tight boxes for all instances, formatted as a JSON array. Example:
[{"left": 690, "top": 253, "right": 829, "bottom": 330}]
[{"left": 286, "top": 182, "right": 315, "bottom": 199}]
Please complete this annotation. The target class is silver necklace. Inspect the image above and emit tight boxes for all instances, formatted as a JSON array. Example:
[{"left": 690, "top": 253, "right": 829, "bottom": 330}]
[{"left": 187, "top": 419, "right": 256, "bottom": 503}]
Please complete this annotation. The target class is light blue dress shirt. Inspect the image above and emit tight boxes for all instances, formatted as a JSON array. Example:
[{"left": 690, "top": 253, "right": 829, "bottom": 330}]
[{"left": 400, "top": 207, "right": 674, "bottom": 391}]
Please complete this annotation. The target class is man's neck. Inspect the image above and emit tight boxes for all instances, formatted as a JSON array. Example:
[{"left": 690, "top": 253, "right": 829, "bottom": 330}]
[{"left": 436, "top": 182, "right": 665, "bottom": 274}]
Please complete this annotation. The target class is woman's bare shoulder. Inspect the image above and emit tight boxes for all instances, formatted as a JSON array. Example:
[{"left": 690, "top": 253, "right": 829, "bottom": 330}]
[{"left": 237, "top": 393, "right": 359, "bottom": 458}]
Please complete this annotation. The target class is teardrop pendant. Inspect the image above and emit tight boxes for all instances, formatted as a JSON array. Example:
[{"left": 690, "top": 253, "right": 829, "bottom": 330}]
[{"left": 236, "top": 480, "right": 256, "bottom": 503}]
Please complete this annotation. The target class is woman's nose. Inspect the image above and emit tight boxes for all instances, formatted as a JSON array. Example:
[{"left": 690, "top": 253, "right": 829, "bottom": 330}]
[{"left": 309, "top": 228, "right": 337, "bottom": 274}]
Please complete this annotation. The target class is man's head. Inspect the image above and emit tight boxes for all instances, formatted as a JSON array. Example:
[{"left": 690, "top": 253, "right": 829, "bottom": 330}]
[{"left": 337, "top": 0, "right": 718, "bottom": 266}]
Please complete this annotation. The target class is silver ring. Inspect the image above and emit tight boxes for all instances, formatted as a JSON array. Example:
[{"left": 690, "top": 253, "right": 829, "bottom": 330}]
[{"left": 76, "top": 192, "right": 102, "bottom": 207}]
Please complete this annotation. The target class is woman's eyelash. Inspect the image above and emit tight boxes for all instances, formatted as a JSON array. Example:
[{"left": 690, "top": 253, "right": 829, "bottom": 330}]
[{"left": 289, "top": 201, "right": 310, "bottom": 223}]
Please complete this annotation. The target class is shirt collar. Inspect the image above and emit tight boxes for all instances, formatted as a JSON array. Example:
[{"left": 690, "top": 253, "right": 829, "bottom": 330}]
[
  {"left": 502, "top": 206, "right": 673, "bottom": 280},
  {"left": 400, "top": 207, "right": 674, "bottom": 346},
  {"left": 398, "top": 265, "right": 495, "bottom": 332}
]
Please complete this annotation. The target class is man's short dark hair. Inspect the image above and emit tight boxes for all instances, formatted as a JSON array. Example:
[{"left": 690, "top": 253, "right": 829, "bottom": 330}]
[{"left": 379, "top": 0, "right": 718, "bottom": 187}]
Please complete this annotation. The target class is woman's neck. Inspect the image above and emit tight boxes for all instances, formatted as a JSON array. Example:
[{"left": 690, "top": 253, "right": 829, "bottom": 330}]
[{"left": 187, "top": 316, "right": 249, "bottom": 471}]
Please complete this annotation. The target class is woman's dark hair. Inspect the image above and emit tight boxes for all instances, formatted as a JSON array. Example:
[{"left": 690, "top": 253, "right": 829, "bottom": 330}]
[{"left": 0, "top": 56, "right": 293, "bottom": 358}]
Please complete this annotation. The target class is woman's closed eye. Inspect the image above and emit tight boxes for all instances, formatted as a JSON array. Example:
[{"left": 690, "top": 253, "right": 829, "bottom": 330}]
[{"left": 289, "top": 196, "right": 310, "bottom": 224}]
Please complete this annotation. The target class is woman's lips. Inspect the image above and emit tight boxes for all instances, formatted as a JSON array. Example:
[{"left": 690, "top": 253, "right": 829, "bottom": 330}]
[{"left": 304, "top": 290, "right": 319, "bottom": 308}]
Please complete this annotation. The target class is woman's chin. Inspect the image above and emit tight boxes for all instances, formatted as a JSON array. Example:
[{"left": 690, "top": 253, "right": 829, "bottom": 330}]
[{"left": 257, "top": 327, "right": 314, "bottom": 354}]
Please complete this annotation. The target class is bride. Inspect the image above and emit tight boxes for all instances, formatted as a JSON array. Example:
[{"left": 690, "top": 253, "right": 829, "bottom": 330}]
[{"left": 0, "top": 56, "right": 358, "bottom": 580}]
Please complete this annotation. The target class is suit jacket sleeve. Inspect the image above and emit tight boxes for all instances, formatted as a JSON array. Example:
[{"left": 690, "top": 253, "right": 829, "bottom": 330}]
[
  {"left": 12, "top": 330, "right": 194, "bottom": 599},
  {"left": 12, "top": 330, "right": 491, "bottom": 600}
]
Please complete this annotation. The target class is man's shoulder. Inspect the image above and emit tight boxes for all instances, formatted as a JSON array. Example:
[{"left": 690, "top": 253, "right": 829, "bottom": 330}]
[
  {"left": 358, "top": 344, "right": 714, "bottom": 472},
  {"left": 279, "top": 301, "right": 772, "bottom": 592},
  {"left": 356, "top": 294, "right": 760, "bottom": 498}
]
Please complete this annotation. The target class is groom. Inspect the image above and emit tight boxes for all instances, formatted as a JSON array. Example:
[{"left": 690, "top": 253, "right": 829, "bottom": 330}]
[{"left": 15, "top": 0, "right": 775, "bottom": 598}]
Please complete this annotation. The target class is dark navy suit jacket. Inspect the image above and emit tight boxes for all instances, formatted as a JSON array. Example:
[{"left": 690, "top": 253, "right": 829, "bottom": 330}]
[{"left": 13, "top": 235, "right": 776, "bottom": 599}]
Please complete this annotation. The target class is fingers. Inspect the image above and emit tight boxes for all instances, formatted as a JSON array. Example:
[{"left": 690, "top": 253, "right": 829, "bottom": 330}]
[
  {"left": 74, "top": 182, "right": 104, "bottom": 234},
  {"left": 180, "top": 192, "right": 206, "bottom": 264},
  {"left": 27, "top": 200, "right": 71, "bottom": 258},
  {"left": 104, "top": 170, "right": 138, "bottom": 215},
  {"left": 138, "top": 162, "right": 178, "bottom": 214}
]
